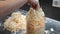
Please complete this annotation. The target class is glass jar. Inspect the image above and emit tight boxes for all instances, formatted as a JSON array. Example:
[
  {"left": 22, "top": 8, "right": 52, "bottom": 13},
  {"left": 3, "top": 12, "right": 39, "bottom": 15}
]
[{"left": 26, "top": 8, "right": 45, "bottom": 34}]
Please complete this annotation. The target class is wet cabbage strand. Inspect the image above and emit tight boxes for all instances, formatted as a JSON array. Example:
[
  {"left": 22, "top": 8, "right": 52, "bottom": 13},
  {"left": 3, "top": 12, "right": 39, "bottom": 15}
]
[{"left": 26, "top": 8, "right": 45, "bottom": 34}]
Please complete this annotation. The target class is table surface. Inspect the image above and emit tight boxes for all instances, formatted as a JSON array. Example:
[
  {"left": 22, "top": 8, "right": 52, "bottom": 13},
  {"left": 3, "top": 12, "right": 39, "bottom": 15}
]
[{"left": 0, "top": 10, "right": 60, "bottom": 34}]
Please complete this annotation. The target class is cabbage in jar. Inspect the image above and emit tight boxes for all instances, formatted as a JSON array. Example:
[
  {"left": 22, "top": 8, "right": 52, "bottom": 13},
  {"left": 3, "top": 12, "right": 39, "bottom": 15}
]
[{"left": 26, "top": 8, "right": 45, "bottom": 34}]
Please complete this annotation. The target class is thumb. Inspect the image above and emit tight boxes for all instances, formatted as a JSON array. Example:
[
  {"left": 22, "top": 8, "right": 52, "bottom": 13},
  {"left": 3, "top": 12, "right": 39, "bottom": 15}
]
[{"left": 28, "top": 0, "right": 40, "bottom": 10}]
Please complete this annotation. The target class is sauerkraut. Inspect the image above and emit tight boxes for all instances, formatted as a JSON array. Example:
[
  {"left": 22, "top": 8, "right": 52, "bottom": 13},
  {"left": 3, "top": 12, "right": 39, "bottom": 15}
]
[
  {"left": 26, "top": 8, "right": 45, "bottom": 34},
  {"left": 4, "top": 12, "right": 26, "bottom": 32}
]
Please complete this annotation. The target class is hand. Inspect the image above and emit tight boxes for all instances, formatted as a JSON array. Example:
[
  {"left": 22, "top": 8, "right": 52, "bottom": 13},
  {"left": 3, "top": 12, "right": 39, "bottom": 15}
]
[{"left": 28, "top": 0, "right": 40, "bottom": 10}]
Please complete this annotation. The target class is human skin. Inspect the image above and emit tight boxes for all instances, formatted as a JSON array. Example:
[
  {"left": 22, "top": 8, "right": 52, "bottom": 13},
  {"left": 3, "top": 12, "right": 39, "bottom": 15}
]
[
  {"left": 0, "top": 0, "right": 27, "bottom": 19},
  {"left": 0, "top": 0, "right": 40, "bottom": 19}
]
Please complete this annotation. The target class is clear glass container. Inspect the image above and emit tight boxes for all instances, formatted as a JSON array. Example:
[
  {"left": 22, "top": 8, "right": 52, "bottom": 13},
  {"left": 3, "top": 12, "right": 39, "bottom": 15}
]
[{"left": 26, "top": 8, "right": 45, "bottom": 34}]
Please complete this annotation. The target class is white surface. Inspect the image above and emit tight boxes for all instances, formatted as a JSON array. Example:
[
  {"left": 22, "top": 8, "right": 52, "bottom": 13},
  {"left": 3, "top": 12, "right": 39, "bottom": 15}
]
[
  {"left": 50, "top": 28, "right": 54, "bottom": 31},
  {"left": 52, "top": 0, "right": 60, "bottom": 7}
]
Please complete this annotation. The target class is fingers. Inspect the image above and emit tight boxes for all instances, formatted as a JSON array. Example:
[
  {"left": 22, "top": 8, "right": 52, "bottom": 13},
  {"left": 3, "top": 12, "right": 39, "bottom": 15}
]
[{"left": 28, "top": 0, "right": 40, "bottom": 10}]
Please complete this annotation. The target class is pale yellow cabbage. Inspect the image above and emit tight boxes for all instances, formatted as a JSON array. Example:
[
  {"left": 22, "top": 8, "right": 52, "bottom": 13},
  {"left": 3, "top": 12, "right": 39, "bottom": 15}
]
[{"left": 4, "top": 12, "right": 26, "bottom": 32}]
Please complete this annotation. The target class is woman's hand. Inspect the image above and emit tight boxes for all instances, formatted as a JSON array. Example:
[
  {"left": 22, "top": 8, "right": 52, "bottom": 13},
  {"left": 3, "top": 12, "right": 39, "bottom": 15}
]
[
  {"left": 0, "top": 0, "right": 27, "bottom": 19},
  {"left": 28, "top": 0, "right": 40, "bottom": 10}
]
